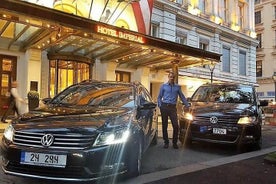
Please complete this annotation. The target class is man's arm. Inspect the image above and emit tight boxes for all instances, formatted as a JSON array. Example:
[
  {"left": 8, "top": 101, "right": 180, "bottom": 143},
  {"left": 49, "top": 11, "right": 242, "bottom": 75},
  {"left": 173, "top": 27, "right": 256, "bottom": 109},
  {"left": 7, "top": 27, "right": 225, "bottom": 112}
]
[
  {"left": 178, "top": 87, "right": 190, "bottom": 107},
  {"left": 157, "top": 85, "right": 164, "bottom": 107}
]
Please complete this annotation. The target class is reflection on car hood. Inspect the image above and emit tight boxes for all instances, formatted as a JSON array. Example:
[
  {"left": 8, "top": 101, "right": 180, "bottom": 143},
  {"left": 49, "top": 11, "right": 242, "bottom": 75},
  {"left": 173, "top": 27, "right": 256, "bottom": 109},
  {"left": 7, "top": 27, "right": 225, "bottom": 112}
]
[
  {"left": 190, "top": 102, "right": 255, "bottom": 116},
  {"left": 15, "top": 105, "right": 130, "bottom": 132}
]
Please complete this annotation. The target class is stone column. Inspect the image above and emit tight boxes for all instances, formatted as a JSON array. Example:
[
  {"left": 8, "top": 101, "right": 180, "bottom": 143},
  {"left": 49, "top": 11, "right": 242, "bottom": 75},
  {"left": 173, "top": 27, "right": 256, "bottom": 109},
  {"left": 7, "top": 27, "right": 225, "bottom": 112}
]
[
  {"left": 133, "top": 67, "right": 150, "bottom": 90},
  {"left": 172, "top": 60, "right": 179, "bottom": 84},
  {"left": 187, "top": 27, "right": 198, "bottom": 47},
  {"left": 94, "top": 59, "right": 118, "bottom": 81},
  {"left": 25, "top": 49, "right": 42, "bottom": 94},
  {"left": 159, "top": 5, "right": 176, "bottom": 42}
]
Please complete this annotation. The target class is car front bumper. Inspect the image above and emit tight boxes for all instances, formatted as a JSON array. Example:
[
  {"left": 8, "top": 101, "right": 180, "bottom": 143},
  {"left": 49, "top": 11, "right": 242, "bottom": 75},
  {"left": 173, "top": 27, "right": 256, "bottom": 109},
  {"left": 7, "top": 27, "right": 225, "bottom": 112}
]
[
  {"left": 179, "top": 119, "right": 261, "bottom": 145},
  {"left": 1, "top": 138, "right": 135, "bottom": 181}
]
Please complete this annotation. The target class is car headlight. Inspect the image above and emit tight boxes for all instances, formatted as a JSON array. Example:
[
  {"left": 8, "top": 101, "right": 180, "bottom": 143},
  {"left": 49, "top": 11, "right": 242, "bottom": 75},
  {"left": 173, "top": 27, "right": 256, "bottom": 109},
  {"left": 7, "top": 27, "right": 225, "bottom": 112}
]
[
  {"left": 3, "top": 124, "right": 14, "bottom": 142},
  {"left": 184, "top": 112, "right": 194, "bottom": 121},
  {"left": 237, "top": 116, "right": 257, "bottom": 125},
  {"left": 93, "top": 128, "right": 130, "bottom": 147}
]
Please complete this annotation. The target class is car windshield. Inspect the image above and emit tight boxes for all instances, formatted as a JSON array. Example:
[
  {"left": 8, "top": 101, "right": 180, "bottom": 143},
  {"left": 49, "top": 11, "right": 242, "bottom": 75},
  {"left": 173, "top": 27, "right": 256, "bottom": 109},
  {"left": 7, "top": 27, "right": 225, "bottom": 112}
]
[
  {"left": 50, "top": 83, "right": 135, "bottom": 108},
  {"left": 191, "top": 85, "right": 254, "bottom": 103}
]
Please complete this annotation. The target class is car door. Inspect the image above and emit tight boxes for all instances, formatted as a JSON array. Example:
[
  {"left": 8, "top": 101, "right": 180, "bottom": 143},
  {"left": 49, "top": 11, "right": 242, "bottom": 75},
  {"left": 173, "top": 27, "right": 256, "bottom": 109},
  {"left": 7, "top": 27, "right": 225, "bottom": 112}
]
[{"left": 137, "top": 87, "right": 157, "bottom": 147}]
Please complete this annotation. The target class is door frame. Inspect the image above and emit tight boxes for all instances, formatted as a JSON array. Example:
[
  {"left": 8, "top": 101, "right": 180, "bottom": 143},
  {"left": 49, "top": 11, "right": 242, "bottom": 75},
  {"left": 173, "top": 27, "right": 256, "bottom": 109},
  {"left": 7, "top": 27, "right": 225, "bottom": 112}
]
[{"left": 0, "top": 55, "right": 17, "bottom": 117}]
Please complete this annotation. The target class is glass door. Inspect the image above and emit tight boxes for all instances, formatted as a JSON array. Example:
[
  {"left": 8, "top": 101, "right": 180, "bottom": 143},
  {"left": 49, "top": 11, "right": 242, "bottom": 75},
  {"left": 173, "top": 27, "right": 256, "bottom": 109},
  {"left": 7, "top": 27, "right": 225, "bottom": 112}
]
[
  {"left": 0, "top": 55, "right": 17, "bottom": 117},
  {"left": 49, "top": 60, "right": 90, "bottom": 97}
]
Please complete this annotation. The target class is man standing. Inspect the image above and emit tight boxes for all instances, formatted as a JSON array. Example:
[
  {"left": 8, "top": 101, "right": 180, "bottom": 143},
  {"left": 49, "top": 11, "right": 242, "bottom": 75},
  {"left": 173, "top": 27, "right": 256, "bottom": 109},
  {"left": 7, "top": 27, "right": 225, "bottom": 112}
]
[{"left": 157, "top": 72, "right": 190, "bottom": 149}]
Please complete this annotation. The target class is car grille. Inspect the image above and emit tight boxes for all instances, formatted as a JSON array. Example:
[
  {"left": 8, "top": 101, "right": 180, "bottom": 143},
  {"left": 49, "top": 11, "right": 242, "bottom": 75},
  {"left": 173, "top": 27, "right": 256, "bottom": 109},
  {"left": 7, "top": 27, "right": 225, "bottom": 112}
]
[
  {"left": 190, "top": 115, "right": 241, "bottom": 143},
  {"left": 5, "top": 161, "right": 126, "bottom": 180},
  {"left": 194, "top": 116, "right": 239, "bottom": 124},
  {"left": 7, "top": 161, "right": 89, "bottom": 178},
  {"left": 13, "top": 131, "right": 97, "bottom": 150}
]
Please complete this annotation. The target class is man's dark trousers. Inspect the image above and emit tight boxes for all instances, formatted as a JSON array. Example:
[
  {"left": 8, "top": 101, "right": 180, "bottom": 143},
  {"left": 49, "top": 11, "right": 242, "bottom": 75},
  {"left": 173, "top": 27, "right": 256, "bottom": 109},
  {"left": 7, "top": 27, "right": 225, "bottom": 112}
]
[{"left": 160, "top": 103, "right": 179, "bottom": 145}]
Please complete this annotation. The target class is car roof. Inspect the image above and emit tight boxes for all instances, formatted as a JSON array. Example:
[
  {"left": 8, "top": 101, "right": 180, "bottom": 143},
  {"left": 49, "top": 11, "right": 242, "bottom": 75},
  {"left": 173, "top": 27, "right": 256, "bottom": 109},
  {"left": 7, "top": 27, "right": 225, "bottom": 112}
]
[
  {"left": 78, "top": 80, "right": 142, "bottom": 87},
  {"left": 200, "top": 82, "right": 254, "bottom": 88}
]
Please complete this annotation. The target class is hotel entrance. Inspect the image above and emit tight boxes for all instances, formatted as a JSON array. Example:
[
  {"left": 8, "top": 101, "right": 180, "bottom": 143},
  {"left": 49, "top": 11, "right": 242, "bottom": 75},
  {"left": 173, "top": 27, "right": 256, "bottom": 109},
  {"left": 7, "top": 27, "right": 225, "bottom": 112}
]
[
  {"left": 0, "top": 55, "right": 17, "bottom": 116},
  {"left": 49, "top": 59, "right": 90, "bottom": 97}
]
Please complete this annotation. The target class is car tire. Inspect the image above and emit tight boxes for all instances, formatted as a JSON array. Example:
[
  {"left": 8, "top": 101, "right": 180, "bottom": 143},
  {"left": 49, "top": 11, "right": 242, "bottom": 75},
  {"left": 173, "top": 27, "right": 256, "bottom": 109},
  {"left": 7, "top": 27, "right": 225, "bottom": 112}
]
[
  {"left": 151, "top": 131, "right": 158, "bottom": 146},
  {"left": 126, "top": 141, "right": 142, "bottom": 178},
  {"left": 236, "top": 143, "right": 246, "bottom": 153},
  {"left": 252, "top": 135, "right": 262, "bottom": 150},
  {"left": 179, "top": 122, "right": 192, "bottom": 147},
  {"left": 251, "top": 124, "right": 262, "bottom": 151}
]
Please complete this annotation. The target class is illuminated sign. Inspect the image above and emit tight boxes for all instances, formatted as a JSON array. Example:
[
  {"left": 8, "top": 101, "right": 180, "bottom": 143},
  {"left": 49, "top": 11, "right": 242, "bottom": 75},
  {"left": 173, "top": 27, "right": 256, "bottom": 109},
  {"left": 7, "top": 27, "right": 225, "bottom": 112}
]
[{"left": 96, "top": 26, "right": 145, "bottom": 44}]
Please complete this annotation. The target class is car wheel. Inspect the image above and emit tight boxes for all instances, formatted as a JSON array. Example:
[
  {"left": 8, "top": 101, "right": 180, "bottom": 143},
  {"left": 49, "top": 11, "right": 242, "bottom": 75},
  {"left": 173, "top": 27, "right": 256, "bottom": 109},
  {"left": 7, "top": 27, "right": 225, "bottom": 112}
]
[
  {"left": 236, "top": 143, "right": 246, "bottom": 153},
  {"left": 127, "top": 141, "right": 142, "bottom": 178},
  {"left": 179, "top": 122, "right": 192, "bottom": 147},
  {"left": 183, "top": 132, "right": 192, "bottom": 147},
  {"left": 253, "top": 136, "right": 262, "bottom": 150},
  {"left": 251, "top": 125, "right": 262, "bottom": 150},
  {"left": 151, "top": 131, "right": 158, "bottom": 146}
]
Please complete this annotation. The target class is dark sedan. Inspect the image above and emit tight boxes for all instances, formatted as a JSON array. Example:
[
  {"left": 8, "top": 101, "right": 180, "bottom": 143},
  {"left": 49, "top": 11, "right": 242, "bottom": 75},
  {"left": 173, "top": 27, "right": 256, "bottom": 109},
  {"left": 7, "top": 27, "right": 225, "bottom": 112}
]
[
  {"left": 178, "top": 83, "right": 268, "bottom": 151},
  {"left": 1, "top": 80, "right": 158, "bottom": 181}
]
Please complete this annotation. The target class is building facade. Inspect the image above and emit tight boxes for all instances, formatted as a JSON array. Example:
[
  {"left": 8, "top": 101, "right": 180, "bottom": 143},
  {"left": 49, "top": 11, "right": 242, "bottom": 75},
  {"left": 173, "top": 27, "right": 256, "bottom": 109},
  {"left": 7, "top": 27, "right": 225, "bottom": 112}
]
[
  {"left": 255, "top": 0, "right": 276, "bottom": 102},
  {"left": 0, "top": 0, "right": 257, "bottom": 116},
  {"left": 150, "top": 0, "right": 258, "bottom": 97}
]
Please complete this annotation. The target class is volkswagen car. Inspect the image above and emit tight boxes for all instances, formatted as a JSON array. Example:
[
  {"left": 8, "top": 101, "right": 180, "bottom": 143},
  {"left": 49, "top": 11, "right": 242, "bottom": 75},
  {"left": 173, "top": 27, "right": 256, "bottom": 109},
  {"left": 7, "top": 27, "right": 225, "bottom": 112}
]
[
  {"left": 178, "top": 83, "right": 267, "bottom": 151},
  {"left": 0, "top": 80, "right": 158, "bottom": 181}
]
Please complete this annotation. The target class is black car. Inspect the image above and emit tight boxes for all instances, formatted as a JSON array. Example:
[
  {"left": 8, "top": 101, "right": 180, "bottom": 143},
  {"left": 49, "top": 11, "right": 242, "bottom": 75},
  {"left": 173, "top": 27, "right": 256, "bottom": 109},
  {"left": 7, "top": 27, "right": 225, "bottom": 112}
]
[
  {"left": 0, "top": 80, "right": 158, "bottom": 181},
  {"left": 178, "top": 83, "right": 268, "bottom": 151}
]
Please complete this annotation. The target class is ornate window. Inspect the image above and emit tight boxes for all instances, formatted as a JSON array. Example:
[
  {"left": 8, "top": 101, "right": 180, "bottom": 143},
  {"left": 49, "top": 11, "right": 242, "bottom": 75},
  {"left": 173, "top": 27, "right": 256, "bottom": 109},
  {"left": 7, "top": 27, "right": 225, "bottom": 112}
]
[
  {"left": 222, "top": 46, "right": 231, "bottom": 73},
  {"left": 255, "top": 11, "right": 261, "bottom": 24},
  {"left": 256, "top": 60, "right": 262, "bottom": 77},
  {"left": 239, "top": 50, "right": 246, "bottom": 76}
]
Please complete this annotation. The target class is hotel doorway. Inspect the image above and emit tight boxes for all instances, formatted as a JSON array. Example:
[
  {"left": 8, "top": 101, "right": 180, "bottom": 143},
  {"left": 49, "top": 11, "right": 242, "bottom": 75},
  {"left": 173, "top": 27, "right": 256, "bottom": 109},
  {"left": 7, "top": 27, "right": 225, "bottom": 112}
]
[{"left": 0, "top": 55, "right": 17, "bottom": 117}]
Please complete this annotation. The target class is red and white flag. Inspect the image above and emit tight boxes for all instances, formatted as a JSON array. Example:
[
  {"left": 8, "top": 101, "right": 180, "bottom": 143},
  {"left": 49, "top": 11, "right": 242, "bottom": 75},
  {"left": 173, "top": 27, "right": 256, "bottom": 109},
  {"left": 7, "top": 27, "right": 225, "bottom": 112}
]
[{"left": 131, "top": 0, "right": 154, "bottom": 35}]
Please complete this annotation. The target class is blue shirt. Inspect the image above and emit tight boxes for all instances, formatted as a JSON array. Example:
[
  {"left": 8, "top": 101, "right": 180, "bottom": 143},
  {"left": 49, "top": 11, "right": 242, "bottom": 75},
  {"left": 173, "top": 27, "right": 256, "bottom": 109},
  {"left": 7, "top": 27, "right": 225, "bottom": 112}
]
[{"left": 157, "top": 82, "right": 189, "bottom": 107}]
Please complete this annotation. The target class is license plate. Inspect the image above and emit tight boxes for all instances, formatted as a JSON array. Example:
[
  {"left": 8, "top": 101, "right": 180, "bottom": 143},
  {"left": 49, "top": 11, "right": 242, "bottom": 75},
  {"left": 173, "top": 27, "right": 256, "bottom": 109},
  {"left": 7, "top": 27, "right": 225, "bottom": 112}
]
[
  {"left": 20, "top": 152, "right": 67, "bottom": 168},
  {"left": 200, "top": 126, "right": 207, "bottom": 132},
  {"left": 213, "top": 128, "right": 226, "bottom": 135}
]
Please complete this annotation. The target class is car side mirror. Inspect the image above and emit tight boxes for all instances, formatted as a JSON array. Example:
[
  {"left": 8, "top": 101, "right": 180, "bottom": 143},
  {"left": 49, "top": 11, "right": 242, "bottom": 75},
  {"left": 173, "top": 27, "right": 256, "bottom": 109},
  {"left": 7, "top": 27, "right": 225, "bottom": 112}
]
[
  {"left": 42, "top": 97, "right": 52, "bottom": 104},
  {"left": 139, "top": 101, "right": 156, "bottom": 109}
]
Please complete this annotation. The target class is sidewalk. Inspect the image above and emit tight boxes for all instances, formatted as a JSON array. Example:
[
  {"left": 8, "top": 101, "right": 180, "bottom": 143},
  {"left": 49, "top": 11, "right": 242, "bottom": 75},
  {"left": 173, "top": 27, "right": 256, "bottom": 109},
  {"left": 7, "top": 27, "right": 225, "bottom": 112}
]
[
  {"left": 146, "top": 154, "right": 276, "bottom": 184},
  {"left": 120, "top": 146, "right": 276, "bottom": 184},
  {"left": 1, "top": 119, "right": 276, "bottom": 184}
]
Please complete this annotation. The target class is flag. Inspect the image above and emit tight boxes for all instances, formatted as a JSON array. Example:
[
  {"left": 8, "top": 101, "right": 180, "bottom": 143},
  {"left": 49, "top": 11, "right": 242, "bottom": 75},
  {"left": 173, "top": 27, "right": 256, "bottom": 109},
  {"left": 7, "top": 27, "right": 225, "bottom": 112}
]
[{"left": 131, "top": 0, "right": 154, "bottom": 35}]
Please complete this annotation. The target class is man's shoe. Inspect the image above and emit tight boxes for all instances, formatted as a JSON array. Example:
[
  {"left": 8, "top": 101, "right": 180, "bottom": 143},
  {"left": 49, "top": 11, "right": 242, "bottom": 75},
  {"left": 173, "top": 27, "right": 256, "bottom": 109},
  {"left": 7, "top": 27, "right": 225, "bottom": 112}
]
[
  {"left": 173, "top": 144, "right": 179, "bottom": 149},
  {"left": 163, "top": 144, "right": 169, "bottom": 149}
]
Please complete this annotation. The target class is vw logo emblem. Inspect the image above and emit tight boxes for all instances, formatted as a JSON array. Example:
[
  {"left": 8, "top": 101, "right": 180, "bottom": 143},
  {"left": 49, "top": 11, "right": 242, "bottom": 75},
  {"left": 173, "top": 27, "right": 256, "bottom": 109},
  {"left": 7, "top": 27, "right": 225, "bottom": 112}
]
[
  {"left": 210, "top": 116, "right": 218, "bottom": 124},
  {"left": 41, "top": 134, "right": 54, "bottom": 147}
]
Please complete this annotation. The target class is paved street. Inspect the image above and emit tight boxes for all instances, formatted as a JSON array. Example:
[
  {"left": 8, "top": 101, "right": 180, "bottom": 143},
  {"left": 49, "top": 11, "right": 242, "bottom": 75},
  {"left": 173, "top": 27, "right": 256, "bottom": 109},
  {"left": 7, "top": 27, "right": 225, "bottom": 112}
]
[{"left": 1, "top": 124, "right": 276, "bottom": 184}]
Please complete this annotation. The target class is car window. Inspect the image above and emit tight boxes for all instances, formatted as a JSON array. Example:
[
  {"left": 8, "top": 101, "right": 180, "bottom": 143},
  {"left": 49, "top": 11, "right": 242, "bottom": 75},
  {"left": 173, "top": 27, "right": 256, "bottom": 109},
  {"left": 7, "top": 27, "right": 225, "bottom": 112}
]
[
  {"left": 191, "top": 85, "right": 254, "bottom": 103},
  {"left": 137, "top": 87, "right": 152, "bottom": 106},
  {"left": 88, "top": 89, "right": 133, "bottom": 107},
  {"left": 51, "top": 84, "right": 135, "bottom": 107}
]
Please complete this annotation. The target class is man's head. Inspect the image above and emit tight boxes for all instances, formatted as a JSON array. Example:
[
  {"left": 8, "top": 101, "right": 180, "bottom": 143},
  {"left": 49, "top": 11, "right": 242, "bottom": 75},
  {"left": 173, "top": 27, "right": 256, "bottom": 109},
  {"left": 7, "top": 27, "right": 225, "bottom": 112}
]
[
  {"left": 168, "top": 72, "right": 175, "bottom": 84},
  {"left": 11, "top": 81, "right": 18, "bottom": 88}
]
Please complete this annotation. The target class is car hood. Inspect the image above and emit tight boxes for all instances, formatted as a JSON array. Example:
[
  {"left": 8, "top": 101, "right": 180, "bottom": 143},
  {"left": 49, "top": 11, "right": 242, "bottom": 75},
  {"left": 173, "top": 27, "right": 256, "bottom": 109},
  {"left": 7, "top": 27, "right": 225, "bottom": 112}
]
[
  {"left": 13, "top": 105, "right": 131, "bottom": 133},
  {"left": 189, "top": 102, "right": 256, "bottom": 116}
]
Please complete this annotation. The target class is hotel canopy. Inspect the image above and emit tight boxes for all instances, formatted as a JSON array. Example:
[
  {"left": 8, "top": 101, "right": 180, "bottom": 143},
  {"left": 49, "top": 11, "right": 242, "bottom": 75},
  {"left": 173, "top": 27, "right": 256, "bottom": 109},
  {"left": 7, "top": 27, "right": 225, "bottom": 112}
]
[{"left": 0, "top": 0, "right": 221, "bottom": 70}]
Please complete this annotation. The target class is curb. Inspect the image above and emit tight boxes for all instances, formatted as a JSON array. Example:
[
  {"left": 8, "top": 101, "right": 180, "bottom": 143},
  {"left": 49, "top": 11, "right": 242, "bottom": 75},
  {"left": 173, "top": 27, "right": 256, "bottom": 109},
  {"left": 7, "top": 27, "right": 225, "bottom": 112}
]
[
  {"left": 119, "top": 146, "right": 276, "bottom": 184},
  {"left": 264, "top": 152, "right": 276, "bottom": 164}
]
